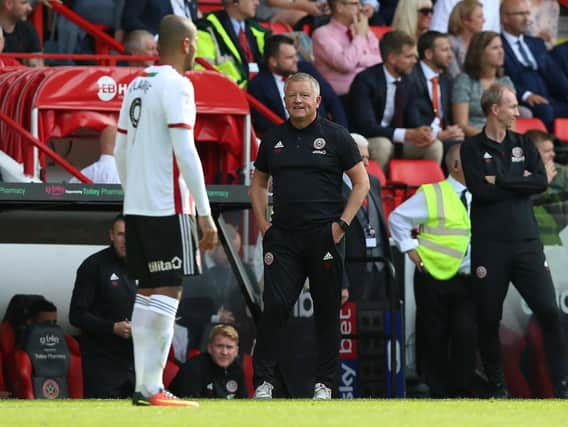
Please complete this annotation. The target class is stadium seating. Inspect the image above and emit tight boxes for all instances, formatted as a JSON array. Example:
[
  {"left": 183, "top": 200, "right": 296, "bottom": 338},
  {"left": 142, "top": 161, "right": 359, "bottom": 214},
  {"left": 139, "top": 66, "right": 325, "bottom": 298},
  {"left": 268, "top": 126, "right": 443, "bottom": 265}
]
[
  {"left": 554, "top": 118, "right": 568, "bottom": 142},
  {"left": 514, "top": 118, "right": 547, "bottom": 134},
  {"left": 258, "top": 22, "right": 294, "bottom": 34},
  {"left": 369, "top": 26, "right": 391, "bottom": 40},
  {"left": 367, "top": 159, "right": 386, "bottom": 187},
  {"left": 163, "top": 347, "right": 181, "bottom": 389},
  {"left": 11, "top": 332, "right": 83, "bottom": 399}
]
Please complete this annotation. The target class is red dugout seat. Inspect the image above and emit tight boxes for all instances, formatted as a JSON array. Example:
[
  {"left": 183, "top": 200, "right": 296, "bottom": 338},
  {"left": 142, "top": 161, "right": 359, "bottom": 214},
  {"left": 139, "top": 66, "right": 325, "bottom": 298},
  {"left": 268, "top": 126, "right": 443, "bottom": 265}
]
[
  {"left": 369, "top": 26, "right": 391, "bottom": 40},
  {"left": 554, "top": 118, "right": 568, "bottom": 142},
  {"left": 514, "top": 118, "right": 547, "bottom": 134},
  {"left": 387, "top": 159, "right": 445, "bottom": 211}
]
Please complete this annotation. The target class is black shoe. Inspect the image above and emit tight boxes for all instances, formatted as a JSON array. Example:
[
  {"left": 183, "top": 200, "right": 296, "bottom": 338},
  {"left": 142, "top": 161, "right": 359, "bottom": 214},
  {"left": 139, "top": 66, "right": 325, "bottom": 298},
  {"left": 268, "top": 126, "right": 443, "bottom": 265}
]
[{"left": 489, "top": 382, "right": 509, "bottom": 399}]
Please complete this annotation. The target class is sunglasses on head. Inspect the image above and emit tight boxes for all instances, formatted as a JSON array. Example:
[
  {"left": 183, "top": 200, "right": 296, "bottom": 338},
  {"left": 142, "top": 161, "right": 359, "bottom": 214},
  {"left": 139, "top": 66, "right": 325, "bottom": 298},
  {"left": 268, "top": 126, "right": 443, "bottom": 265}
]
[{"left": 418, "top": 7, "right": 433, "bottom": 15}]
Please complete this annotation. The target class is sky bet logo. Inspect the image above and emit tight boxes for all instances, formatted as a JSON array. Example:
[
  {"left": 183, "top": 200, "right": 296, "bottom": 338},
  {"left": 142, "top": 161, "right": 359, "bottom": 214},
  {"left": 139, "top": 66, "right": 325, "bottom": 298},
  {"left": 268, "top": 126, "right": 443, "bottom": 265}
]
[{"left": 148, "top": 256, "right": 182, "bottom": 273}]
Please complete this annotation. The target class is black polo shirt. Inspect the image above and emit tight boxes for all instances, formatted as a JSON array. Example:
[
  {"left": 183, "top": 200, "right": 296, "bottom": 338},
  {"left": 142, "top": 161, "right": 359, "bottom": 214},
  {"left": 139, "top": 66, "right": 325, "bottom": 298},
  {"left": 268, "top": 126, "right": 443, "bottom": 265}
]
[
  {"left": 461, "top": 129, "right": 548, "bottom": 242},
  {"left": 3, "top": 21, "right": 41, "bottom": 54},
  {"left": 255, "top": 117, "right": 361, "bottom": 230}
]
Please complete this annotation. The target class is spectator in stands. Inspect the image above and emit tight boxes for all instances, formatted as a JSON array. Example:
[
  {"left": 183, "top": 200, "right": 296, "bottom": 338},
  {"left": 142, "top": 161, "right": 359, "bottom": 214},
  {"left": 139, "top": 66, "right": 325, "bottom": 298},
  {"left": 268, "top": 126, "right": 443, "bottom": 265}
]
[
  {"left": 341, "top": 133, "right": 392, "bottom": 303},
  {"left": 390, "top": 144, "right": 475, "bottom": 398},
  {"left": 527, "top": 0, "right": 559, "bottom": 51},
  {"left": 169, "top": 324, "right": 248, "bottom": 398},
  {"left": 56, "top": 0, "right": 125, "bottom": 60},
  {"left": 179, "top": 223, "right": 257, "bottom": 353},
  {"left": 69, "top": 214, "right": 137, "bottom": 399},
  {"left": 528, "top": 129, "right": 568, "bottom": 195},
  {"left": 527, "top": 129, "right": 567, "bottom": 247},
  {"left": 195, "top": 0, "right": 270, "bottom": 88},
  {"left": 256, "top": 0, "right": 328, "bottom": 27},
  {"left": 0, "top": 0, "right": 43, "bottom": 67},
  {"left": 311, "top": 0, "right": 381, "bottom": 101},
  {"left": 551, "top": 41, "right": 568, "bottom": 85},
  {"left": 0, "top": 25, "right": 21, "bottom": 65},
  {"left": 68, "top": 126, "right": 120, "bottom": 184},
  {"left": 501, "top": 0, "right": 568, "bottom": 132},
  {"left": 170, "top": 0, "right": 199, "bottom": 21},
  {"left": 409, "top": 31, "right": 464, "bottom": 146},
  {"left": 452, "top": 31, "right": 515, "bottom": 137},
  {"left": 347, "top": 30, "right": 443, "bottom": 170},
  {"left": 446, "top": 0, "right": 484, "bottom": 78},
  {"left": 392, "top": 0, "right": 433, "bottom": 43},
  {"left": 122, "top": 0, "right": 173, "bottom": 35},
  {"left": 431, "top": 0, "right": 500, "bottom": 33},
  {"left": 124, "top": 30, "right": 158, "bottom": 66},
  {"left": 248, "top": 34, "right": 347, "bottom": 134}
]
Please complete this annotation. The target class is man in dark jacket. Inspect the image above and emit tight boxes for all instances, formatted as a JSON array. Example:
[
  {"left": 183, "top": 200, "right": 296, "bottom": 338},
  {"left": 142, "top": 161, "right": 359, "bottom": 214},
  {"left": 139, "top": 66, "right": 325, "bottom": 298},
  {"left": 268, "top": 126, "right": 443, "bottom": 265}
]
[
  {"left": 69, "top": 214, "right": 137, "bottom": 398},
  {"left": 169, "top": 324, "right": 248, "bottom": 398},
  {"left": 460, "top": 83, "right": 568, "bottom": 398}
]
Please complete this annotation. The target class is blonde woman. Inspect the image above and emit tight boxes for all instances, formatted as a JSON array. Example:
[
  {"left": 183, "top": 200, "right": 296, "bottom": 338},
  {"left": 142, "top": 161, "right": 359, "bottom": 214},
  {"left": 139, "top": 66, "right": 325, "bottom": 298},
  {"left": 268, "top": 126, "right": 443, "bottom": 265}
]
[
  {"left": 392, "top": 0, "right": 433, "bottom": 42},
  {"left": 447, "top": 0, "right": 484, "bottom": 78}
]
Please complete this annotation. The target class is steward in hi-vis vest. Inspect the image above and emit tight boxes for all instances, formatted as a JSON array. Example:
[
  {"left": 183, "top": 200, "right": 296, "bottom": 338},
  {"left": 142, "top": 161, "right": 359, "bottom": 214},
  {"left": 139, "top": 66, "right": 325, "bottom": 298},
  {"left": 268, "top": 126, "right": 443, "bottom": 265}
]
[
  {"left": 389, "top": 144, "right": 476, "bottom": 398},
  {"left": 195, "top": 8, "right": 269, "bottom": 87},
  {"left": 416, "top": 180, "right": 470, "bottom": 280}
]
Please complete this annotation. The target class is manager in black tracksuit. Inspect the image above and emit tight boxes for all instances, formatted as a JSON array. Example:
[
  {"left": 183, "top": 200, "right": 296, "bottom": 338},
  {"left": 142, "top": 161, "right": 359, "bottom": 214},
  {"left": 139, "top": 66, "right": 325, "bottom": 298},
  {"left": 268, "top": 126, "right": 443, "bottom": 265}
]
[
  {"left": 461, "top": 83, "right": 568, "bottom": 398},
  {"left": 69, "top": 215, "right": 137, "bottom": 398},
  {"left": 250, "top": 72, "right": 369, "bottom": 399}
]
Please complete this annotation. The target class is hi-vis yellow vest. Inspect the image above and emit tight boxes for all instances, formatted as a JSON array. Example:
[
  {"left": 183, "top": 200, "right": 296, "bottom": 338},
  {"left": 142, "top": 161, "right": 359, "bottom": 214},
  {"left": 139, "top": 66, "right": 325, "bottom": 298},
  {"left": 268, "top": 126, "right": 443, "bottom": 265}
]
[
  {"left": 196, "top": 14, "right": 267, "bottom": 88},
  {"left": 416, "top": 181, "right": 470, "bottom": 280}
]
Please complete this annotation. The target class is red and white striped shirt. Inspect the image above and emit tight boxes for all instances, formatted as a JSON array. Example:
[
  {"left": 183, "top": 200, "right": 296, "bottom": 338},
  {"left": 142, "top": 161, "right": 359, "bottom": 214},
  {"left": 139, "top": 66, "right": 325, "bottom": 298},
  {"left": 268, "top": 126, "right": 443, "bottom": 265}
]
[{"left": 115, "top": 65, "right": 210, "bottom": 217}]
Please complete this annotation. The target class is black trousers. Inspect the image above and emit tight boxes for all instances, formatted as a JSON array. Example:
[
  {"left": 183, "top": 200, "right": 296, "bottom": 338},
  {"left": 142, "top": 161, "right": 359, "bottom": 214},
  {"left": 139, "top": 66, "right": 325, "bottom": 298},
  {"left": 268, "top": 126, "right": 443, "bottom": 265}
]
[
  {"left": 472, "top": 238, "right": 567, "bottom": 387},
  {"left": 414, "top": 270, "right": 476, "bottom": 397},
  {"left": 253, "top": 223, "right": 344, "bottom": 391},
  {"left": 82, "top": 352, "right": 135, "bottom": 399}
]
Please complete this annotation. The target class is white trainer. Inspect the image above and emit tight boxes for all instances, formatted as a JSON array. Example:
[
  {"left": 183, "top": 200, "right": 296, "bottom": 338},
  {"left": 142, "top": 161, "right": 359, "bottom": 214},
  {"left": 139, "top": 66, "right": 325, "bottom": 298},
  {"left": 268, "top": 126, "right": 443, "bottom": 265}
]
[
  {"left": 313, "top": 383, "right": 332, "bottom": 400},
  {"left": 254, "top": 381, "right": 274, "bottom": 399}
]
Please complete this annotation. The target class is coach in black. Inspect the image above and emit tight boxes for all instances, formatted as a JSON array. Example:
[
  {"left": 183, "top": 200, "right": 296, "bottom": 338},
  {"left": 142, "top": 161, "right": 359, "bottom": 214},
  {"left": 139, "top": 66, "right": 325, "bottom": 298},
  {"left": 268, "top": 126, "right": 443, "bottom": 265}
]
[
  {"left": 250, "top": 72, "right": 369, "bottom": 400},
  {"left": 69, "top": 215, "right": 137, "bottom": 398},
  {"left": 461, "top": 83, "right": 568, "bottom": 398}
]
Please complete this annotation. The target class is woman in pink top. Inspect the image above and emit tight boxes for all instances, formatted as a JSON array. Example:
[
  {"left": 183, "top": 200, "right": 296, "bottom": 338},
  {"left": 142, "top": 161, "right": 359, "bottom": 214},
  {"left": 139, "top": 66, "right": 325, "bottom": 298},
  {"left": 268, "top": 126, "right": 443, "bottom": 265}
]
[{"left": 312, "top": 0, "right": 382, "bottom": 97}]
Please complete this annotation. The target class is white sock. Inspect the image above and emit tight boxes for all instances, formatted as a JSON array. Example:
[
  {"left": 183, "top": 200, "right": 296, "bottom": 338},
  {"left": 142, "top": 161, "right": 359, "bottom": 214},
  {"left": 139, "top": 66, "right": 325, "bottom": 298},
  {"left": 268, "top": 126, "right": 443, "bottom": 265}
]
[
  {"left": 131, "top": 294, "right": 151, "bottom": 394},
  {"left": 141, "top": 294, "right": 179, "bottom": 397}
]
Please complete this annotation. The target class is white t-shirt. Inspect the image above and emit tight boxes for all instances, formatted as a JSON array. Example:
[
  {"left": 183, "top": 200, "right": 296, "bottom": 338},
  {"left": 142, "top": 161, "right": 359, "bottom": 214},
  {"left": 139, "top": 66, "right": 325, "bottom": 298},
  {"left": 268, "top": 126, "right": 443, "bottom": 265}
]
[
  {"left": 115, "top": 65, "right": 210, "bottom": 217},
  {"left": 68, "top": 154, "right": 120, "bottom": 184}
]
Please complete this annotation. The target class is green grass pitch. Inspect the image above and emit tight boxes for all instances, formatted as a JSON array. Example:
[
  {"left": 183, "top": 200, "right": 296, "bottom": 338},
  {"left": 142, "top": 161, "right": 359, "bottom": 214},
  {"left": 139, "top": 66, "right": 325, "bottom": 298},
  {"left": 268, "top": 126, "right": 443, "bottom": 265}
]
[{"left": 2, "top": 399, "right": 568, "bottom": 427}]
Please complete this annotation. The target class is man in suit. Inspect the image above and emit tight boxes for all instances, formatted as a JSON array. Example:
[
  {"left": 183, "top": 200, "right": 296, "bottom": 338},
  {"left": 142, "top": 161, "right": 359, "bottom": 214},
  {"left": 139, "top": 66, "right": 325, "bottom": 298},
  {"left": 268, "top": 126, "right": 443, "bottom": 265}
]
[
  {"left": 342, "top": 133, "right": 392, "bottom": 302},
  {"left": 551, "top": 42, "right": 568, "bottom": 84},
  {"left": 247, "top": 34, "right": 347, "bottom": 135},
  {"left": 195, "top": 0, "right": 270, "bottom": 87},
  {"left": 347, "top": 30, "right": 443, "bottom": 170},
  {"left": 500, "top": 0, "right": 568, "bottom": 131},
  {"left": 409, "top": 31, "right": 464, "bottom": 147}
]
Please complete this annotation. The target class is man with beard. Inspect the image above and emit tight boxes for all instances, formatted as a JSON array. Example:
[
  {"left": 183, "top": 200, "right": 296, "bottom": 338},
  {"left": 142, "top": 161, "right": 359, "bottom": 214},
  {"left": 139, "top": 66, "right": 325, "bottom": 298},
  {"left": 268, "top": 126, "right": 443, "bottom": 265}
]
[
  {"left": 347, "top": 30, "right": 443, "bottom": 170},
  {"left": 0, "top": 0, "right": 42, "bottom": 66},
  {"left": 409, "top": 31, "right": 464, "bottom": 148},
  {"left": 114, "top": 15, "right": 218, "bottom": 407},
  {"left": 248, "top": 34, "right": 347, "bottom": 135},
  {"left": 70, "top": 215, "right": 137, "bottom": 399}
]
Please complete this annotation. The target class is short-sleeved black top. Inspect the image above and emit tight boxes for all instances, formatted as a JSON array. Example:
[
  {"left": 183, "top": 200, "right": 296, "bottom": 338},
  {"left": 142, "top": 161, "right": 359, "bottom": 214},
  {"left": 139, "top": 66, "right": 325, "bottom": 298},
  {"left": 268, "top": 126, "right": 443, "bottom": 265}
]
[
  {"left": 255, "top": 117, "right": 361, "bottom": 230},
  {"left": 4, "top": 21, "right": 41, "bottom": 53}
]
